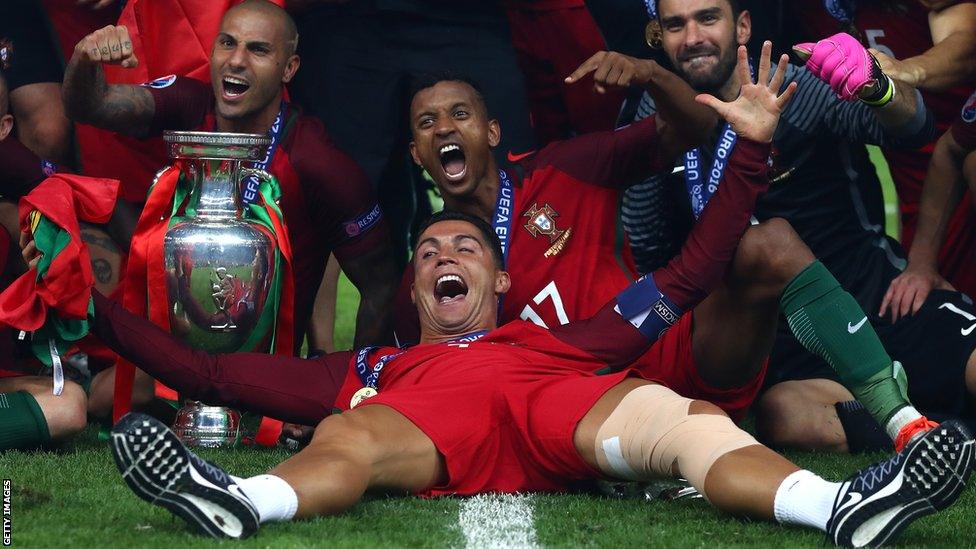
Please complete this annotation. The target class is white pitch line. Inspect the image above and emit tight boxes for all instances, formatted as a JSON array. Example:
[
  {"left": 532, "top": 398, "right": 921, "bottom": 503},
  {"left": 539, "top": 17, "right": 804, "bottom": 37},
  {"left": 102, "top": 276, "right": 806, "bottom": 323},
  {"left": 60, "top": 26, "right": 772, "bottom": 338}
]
[{"left": 458, "top": 494, "right": 539, "bottom": 549}]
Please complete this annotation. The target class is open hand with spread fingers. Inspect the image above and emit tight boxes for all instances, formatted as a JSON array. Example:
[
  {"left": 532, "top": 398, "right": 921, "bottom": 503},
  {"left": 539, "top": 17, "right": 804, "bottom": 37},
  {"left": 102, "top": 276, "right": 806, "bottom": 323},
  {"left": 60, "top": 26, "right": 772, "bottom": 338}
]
[{"left": 695, "top": 41, "right": 796, "bottom": 144}]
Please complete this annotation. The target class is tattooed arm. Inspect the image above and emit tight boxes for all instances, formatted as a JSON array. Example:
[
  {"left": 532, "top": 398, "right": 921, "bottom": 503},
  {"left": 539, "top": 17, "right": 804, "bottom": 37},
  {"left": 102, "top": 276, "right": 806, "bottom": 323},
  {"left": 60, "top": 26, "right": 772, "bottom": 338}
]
[{"left": 62, "top": 25, "right": 155, "bottom": 138}]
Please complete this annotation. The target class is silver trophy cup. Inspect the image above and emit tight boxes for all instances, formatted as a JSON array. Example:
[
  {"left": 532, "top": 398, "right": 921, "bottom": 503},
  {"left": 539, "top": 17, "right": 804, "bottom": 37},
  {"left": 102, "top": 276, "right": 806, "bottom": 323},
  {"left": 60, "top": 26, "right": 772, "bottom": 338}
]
[{"left": 162, "top": 131, "right": 277, "bottom": 447}]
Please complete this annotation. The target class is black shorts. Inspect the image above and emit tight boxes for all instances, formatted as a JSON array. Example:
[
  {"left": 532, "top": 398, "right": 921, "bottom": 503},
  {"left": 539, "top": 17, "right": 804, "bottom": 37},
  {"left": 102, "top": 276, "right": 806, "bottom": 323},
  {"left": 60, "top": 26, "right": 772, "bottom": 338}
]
[
  {"left": 765, "top": 289, "right": 976, "bottom": 419},
  {"left": 0, "top": 0, "right": 63, "bottom": 90}
]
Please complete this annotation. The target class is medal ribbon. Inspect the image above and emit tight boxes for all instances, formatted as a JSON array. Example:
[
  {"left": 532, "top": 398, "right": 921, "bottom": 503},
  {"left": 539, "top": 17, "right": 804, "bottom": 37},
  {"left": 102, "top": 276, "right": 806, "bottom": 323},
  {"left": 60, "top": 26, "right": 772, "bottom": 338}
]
[
  {"left": 492, "top": 170, "right": 515, "bottom": 319},
  {"left": 451, "top": 330, "right": 489, "bottom": 343},
  {"left": 684, "top": 123, "right": 738, "bottom": 220},
  {"left": 355, "top": 347, "right": 404, "bottom": 390},
  {"left": 493, "top": 169, "right": 515, "bottom": 267},
  {"left": 353, "top": 331, "right": 489, "bottom": 389},
  {"left": 241, "top": 101, "right": 286, "bottom": 206},
  {"left": 683, "top": 63, "right": 756, "bottom": 219}
]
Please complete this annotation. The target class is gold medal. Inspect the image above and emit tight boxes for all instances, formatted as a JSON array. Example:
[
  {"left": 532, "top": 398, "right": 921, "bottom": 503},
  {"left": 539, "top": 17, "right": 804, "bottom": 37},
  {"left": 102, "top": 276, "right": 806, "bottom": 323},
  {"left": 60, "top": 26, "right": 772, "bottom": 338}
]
[
  {"left": 645, "top": 20, "right": 663, "bottom": 49},
  {"left": 350, "top": 387, "right": 378, "bottom": 409}
]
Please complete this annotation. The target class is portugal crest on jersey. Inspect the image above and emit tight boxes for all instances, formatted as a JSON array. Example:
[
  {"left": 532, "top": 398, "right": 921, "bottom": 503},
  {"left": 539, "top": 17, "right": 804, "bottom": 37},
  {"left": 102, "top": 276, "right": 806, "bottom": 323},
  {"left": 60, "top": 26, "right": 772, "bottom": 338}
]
[{"left": 523, "top": 203, "right": 572, "bottom": 257}]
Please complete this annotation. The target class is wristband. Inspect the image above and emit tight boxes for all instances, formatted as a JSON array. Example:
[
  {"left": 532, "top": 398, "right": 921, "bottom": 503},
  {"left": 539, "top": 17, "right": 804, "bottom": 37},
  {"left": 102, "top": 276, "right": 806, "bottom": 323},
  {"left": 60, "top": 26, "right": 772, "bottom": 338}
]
[
  {"left": 860, "top": 56, "right": 895, "bottom": 107},
  {"left": 615, "top": 274, "right": 684, "bottom": 341}
]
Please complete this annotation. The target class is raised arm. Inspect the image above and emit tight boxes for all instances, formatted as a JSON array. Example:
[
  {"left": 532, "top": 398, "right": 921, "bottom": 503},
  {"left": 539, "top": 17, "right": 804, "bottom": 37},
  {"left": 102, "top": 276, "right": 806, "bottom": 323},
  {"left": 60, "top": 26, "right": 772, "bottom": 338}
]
[
  {"left": 794, "top": 32, "right": 931, "bottom": 139},
  {"left": 565, "top": 51, "right": 718, "bottom": 161},
  {"left": 61, "top": 25, "right": 155, "bottom": 138},
  {"left": 868, "top": 3, "right": 976, "bottom": 92},
  {"left": 553, "top": 43, "right": 793, "bottom": 368}
]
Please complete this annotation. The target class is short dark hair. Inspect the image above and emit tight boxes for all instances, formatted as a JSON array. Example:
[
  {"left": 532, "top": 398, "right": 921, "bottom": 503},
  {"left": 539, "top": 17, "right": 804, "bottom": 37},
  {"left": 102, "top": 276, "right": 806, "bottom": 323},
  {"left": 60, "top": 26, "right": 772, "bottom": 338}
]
[
  {"left": 408, "top": 71, "right": 488, "bottom": 114},
  {"left": 414, "top": 210, "right": 505, "bottom": 270},
  {"left": 655, "top": 0, "right": 742, "bottom": 19}
]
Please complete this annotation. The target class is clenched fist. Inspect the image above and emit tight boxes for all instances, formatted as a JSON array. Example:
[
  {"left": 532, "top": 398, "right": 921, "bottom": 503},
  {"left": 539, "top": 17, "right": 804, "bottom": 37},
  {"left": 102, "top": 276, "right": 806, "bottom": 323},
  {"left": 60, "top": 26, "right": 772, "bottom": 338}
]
[{"left": 74, "top": 25, "right": 138, "bottom": 68}]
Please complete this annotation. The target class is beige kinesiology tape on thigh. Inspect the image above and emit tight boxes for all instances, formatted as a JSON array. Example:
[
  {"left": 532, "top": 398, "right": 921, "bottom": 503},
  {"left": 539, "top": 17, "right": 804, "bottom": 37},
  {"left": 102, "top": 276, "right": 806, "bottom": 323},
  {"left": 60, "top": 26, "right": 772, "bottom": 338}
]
[{"left": 593, "top": 384, "right": 759, "bottom": 494}]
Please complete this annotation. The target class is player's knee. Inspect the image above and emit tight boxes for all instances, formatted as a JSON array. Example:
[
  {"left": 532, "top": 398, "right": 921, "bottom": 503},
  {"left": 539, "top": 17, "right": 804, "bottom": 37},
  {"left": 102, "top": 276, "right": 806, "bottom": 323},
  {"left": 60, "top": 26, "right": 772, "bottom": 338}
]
[
  {"left": 593, "top": 385, "right": 757, "bottom": 492},
  {"left": 36, "top": 380, "right": 88, "bottom": 441},
  {"left": 736, "top": 218, "right": 813, "bottom": 282}
]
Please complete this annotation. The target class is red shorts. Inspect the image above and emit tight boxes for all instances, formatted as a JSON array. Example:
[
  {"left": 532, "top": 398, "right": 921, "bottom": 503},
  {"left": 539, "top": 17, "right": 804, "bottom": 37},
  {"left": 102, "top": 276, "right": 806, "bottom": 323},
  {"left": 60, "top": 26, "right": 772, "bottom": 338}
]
[
  {"left": 345, "top": 341, "right": 631, "bottom": 496},
  {"left": 631, "top": 310, "right": 766, "bottom": 422}
]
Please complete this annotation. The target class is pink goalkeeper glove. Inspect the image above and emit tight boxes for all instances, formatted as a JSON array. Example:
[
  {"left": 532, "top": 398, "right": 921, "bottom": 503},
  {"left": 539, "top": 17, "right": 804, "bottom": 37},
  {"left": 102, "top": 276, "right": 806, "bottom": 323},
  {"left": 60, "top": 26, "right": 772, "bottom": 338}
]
[{"left": 793, "top": 32, "right": 879, "bottom": 102}]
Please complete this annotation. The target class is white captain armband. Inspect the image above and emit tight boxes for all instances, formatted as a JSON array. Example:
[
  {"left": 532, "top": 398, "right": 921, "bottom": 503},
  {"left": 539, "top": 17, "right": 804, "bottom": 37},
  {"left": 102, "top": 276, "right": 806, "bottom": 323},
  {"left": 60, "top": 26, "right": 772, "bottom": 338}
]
[{"left": 614, "top": 274, "right": 683, "bottom": 341}]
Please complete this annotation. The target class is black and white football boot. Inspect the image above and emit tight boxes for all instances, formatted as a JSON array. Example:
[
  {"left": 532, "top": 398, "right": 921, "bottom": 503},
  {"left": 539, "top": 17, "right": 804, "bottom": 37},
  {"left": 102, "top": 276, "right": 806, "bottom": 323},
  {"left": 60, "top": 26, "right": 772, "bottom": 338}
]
[
  {"left": 110, "top": 413, "right": 260, "bottom": 539},
  {"left": 826, "top": 419, "right": 974, "bottom": 547}
]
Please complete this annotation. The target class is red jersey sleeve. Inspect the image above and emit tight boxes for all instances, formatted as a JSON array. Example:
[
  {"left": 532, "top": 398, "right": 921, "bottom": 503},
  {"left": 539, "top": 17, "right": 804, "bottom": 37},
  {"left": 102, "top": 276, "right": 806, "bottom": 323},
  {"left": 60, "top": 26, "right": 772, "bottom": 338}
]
[
  {"left": 551, "top": 139, "right": 771, "bottom": 368},
  {"left": 521, "top": 116, "right": 664, "bottom": 189},
  {"left": 146, "top": 76, "right": 214, "bottom": 136},
  {"left": 91, "top": 291, "right": 351, "bottom": 425},
  {"left": 284, "top": 117, "right": 389, "bottom": 263},
  {"left": 950, "top": 90, "right": 976, "bottom": 151}
]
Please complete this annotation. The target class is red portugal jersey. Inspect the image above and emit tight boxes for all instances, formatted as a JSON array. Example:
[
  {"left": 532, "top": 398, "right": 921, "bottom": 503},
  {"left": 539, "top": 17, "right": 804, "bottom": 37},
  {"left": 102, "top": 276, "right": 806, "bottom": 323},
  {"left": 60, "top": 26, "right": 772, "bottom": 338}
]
[
  {"left": 338, "top": 310, "right": 650, "bottom": 496},
  {"left": 795, "top": 0, "right": 976, "bottom": 296},
  {"left": 394, "top": 117, "right": 665, "bottom": 343}
]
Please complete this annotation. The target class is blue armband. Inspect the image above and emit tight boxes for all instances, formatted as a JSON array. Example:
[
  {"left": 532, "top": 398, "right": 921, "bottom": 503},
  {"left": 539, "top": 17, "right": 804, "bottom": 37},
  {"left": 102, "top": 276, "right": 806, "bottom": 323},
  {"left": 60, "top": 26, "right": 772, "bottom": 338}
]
[{"left": 615, "top": 274, "right": 684, "bottom": 341}]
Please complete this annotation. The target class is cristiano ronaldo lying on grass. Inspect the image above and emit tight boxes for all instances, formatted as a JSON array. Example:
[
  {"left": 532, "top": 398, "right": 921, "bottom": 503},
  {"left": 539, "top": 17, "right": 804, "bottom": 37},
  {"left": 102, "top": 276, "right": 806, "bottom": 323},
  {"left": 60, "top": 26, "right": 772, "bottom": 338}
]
[{"left": 21, "top": 47, "right": 975, "bottom": 548}]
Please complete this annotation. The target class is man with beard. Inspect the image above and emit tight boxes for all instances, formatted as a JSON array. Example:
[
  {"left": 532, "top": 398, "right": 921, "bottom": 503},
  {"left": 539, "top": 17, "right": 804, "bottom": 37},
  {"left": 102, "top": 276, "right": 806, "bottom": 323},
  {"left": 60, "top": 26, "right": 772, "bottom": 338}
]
[
  {"left": 624, "top": 0, "right": 976, "bottom": 453},
  {"left": 60, "top": 0, "right": 398, "bottom": 418},
  {"left": 392, "top": 38, "right": 934, "bottom": 453}
]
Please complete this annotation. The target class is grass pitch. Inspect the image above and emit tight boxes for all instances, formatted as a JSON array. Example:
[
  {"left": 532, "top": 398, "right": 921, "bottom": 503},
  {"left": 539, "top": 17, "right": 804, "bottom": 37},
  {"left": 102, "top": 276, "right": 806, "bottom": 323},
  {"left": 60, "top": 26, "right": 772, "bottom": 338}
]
[{"left": 4, "top": 431, "right": 975, "bottom": 547}]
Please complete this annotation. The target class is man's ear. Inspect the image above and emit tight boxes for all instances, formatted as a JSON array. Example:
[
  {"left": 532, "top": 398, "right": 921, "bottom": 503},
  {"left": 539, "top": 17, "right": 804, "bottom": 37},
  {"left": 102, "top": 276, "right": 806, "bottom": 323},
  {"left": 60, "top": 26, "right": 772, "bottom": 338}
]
[
  {"left": 0, "top": 114, "right": 12, "bottom": 141},
  {"left": 409, "top": 141, "right": 424, "bottom": 167},
  {"left": 282, "top": 54, "right": 300, "bottom": 84},
  {"left": 488, "top": 119, "right": 501, "bottom": 148},
  {"left": 736, "top": 10, "right": 752, "bottom": 46},
  {"left": 495, "top": 270, "right": 511, "bottom": 295}
]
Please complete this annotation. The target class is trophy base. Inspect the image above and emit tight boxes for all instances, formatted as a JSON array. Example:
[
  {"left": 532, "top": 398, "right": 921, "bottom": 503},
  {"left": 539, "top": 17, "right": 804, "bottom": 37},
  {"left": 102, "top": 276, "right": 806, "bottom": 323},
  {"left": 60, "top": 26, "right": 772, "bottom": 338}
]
[{"left": 172, "top": 402, "right": 242, "bottom": 449}]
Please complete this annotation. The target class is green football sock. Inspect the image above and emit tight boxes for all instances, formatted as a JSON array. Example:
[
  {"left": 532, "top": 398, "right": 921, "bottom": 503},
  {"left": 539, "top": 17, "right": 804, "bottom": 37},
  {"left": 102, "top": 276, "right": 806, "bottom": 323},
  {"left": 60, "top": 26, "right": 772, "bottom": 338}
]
[
  {"left": 780, "top": 261, "right": 911, "bottom": 428},
  {"left": 0, "top": 391, "right": 52, "bottom": 451}
]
